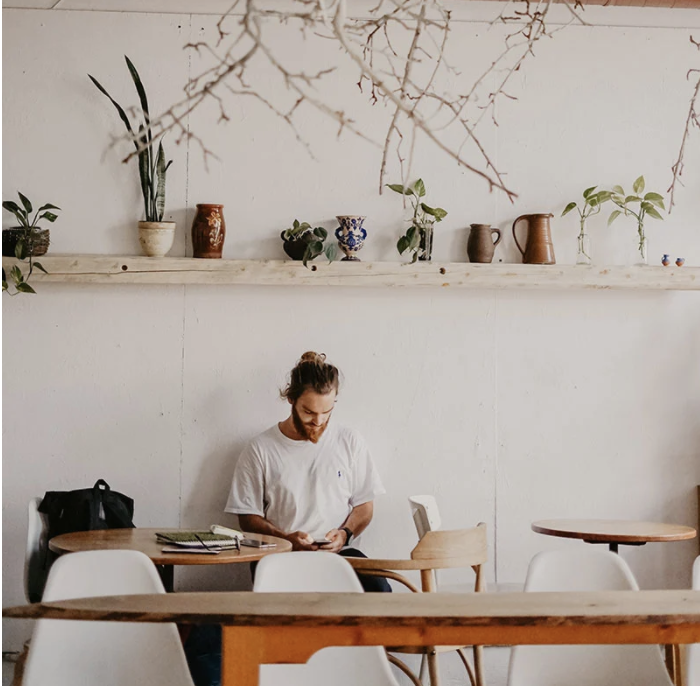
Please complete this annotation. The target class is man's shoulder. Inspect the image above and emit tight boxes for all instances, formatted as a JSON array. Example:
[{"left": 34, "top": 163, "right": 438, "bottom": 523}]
[
  {"left": 329, "top": 424, "right": 367, "bottom": 450},
  {"left": 243, "top": 425, "right": 283, "bottom": 455}
]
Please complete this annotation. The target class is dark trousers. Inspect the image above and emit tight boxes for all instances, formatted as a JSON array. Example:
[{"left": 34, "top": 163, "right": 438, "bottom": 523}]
[{"left": 185, "top": 548, "right": 391, "bottom": 686}]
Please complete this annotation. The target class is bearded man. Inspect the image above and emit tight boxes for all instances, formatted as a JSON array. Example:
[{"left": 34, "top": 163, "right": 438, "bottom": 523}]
[{"left": 224, "top": 351, "right": 390, "bottom": 592}]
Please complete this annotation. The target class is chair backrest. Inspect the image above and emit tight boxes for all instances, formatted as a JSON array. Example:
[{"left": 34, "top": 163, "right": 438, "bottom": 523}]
[
  {"left": 254, "top": 552, "right": 399, "bottom": 686},
  {"left": 24, "top": 497, "right": 49, "bottom": 603},
  {"left": 687, "top": 556, "right": 700, "bottom": 686},
  {"left": 507, "top": 550, "right": 673, "bottom": 686},
  {"left": 23, "top": 550, "right": 194, "bottom": 686},
  {"left": 408, "top": 495, "right": 442, "bottom": 538}
]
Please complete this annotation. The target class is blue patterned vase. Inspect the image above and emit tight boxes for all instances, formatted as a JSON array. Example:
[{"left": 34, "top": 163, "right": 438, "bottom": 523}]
[{"left": 335, "top": 216, "right": 367, "bottom": 261}]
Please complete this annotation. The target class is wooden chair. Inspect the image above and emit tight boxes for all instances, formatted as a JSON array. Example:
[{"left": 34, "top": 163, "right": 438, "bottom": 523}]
[{"left": 345, "top": 523, "right": 487, "bottom": 686}]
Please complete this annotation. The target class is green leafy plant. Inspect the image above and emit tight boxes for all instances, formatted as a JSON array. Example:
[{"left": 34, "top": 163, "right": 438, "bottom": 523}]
[
  {"left": 607, "top": 176, "right": 665, "bottom": 262},
  {"left": 561, "top": 186, "right": 612, "bottom": 264},
  {"left": 2, "top": 192, "right": 59, "bottom": 294},
  {"left": 282, "top": 219, "right": 338, "bottom": 267},
  {"left": 387, "top": 179, "right": 447, "bottom": 263},
  {"left": 89, "top": 56, "right": 172, "bottom": 223}
]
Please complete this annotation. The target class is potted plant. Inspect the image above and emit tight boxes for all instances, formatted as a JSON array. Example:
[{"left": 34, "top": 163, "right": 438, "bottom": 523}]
[
  {"left": 89, "top": 56, "right": 174, "bottom": 257},
  {"left": 607, "top": 176, "right": 665, "bottom": 265},
  {"left": 281, "top": 220, "right": 338, "bottom": 267},
  {"left": 2, "top": 192, "right": 59, "bottom": 295},
  {"left": 561, "top": 186, "right": 611, "bottom": 265},
  {"left": 387, "top": 179, "right": 447, "bottom": 263}
]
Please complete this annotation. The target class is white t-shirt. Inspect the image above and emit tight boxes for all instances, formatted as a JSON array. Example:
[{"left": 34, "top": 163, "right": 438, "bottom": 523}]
[{"left": 225, "top": 422, "right": 385, "bottom": 540}]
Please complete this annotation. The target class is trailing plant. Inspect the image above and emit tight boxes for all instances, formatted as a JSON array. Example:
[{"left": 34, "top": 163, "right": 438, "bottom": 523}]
[
  {"left": 561, "top": 186, "right": 612, "bottom": 264},
  {"left": 282, "top": 219, "right": 338, "bottom": 267},
  {"left": 607, "top": 176, "right": 665, "bottom": 262},
  {"left": 387, "top": 179, "right": 447, "bottom": 263},
  {"left": 89, "top": 56, "right": 172, "bottom": 223},
  {"left": 2, "top": 192, "right": 59, "bottom": 295}
]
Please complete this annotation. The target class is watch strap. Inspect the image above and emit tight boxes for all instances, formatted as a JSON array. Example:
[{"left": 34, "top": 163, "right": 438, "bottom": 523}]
[{"left": 340, "top": 526, "right": 354, "bottom": 545}]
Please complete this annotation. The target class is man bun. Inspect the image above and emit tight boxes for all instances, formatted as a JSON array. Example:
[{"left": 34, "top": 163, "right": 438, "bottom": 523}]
[
  {"left": 281, "top": 351, "right": 340, "bottom": 402},
  {"left": 299, "top": 351, "right": 327, "bottom": 365}
]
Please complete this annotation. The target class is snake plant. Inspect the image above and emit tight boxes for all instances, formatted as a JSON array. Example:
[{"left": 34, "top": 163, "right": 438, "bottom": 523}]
[{"left": 89, "top": 56, "right": 172, "bottom": 222}]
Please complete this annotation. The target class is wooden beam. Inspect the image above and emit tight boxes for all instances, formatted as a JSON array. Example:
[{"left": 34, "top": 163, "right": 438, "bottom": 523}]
[{"left": 2, "top": 255, "right": 699, "bottom": 290}]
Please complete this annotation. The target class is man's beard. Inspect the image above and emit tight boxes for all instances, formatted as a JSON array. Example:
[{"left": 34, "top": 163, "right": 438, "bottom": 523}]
[{"left": 292, "top": 404, "right": 329, "bottom": 444}]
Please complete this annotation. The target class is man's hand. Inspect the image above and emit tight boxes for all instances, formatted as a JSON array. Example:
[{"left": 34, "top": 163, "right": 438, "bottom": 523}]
[
  {"left": 319, "top": 528, "right": 347, "bottom": 553},
  {"left": 287, "top": 531, "right": 317, "bottom": 551}
]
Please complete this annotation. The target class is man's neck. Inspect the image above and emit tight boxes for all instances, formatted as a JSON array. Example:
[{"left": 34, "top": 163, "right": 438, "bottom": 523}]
[{"left": 278, "top": 417, "right": 305, "bottom": 441}]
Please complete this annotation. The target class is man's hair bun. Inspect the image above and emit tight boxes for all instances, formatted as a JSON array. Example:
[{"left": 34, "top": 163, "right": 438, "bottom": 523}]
[
  {"left": 282, "top": 352, "right": 339, "bottom": 401},
  {"left": 300, "top": 351, "right": 326, "bottom": 365}
]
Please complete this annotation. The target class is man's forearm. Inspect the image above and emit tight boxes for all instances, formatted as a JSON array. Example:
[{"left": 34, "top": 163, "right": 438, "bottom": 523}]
[
  {"left": 341, "top": 501, "right": 373, "bottom": 538},
  {"left": 238, "top": 514, "right": 289, "bottom": 540}
]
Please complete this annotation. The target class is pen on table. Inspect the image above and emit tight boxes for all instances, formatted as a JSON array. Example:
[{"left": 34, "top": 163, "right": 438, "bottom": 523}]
[{"left": 194, "top": 534, "right": 218, "bottom": 552}]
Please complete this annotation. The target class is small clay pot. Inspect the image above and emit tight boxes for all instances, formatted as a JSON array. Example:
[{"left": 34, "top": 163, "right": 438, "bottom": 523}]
[
  {"left": 138, "top": 221, "right": 176, "bottom": 257},
  {"left": 467, "top": 224, "right": 501, "bottom": 263}
]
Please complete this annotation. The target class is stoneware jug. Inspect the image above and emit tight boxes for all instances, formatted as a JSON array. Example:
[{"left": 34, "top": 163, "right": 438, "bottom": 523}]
[
  {"left": 467, "top": 224, "right": 501, "bottom": 263},
  {"left": 192, "top": 204, "right": 225, "bottom": 259},
  {"left": 512, "top": 213, "right": 556, "bottom": 265}
]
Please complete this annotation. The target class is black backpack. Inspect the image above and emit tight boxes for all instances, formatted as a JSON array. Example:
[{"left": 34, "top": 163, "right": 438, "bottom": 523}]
[{"left": 39, "top": 478, "right": 135, "bottom": 540}]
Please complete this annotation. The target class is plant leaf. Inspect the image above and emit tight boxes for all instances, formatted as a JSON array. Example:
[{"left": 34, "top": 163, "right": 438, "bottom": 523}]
[
  {"left": 414, "top": 179, "right": 426, "bottom": 197},
  {"left": 562, "top": 201, "right": 577, "bottom": 216},
  {"left": 645, "top": 206, "right": 664, "bottom": 220},
  {"left": 33, "top": 262, "right": 48, "bottom": 274},
  {"left": 397, "top": 236, "right": 410, "bottom": 255},
  {"left": 633, "top": 175, "right": 645, "bottom": 195},
  {"left": 15, "top": 239, "right": 28, "bottom": 260},
  {"left": 312, "top": 227, "right": 327, "bottom": 240},
  {"left": 16, "top": 282, "right": 36, "bottom": 294},
  {"left": 387, "top": 184, "right": 413, "bottom": 196},
  {"left": 595, "top": 191, "right": 612, "bottom": 203},
  {"left": 88, "top": 74, "right": 138, "bottom": 150},
  {"left": 433, "top": 207, "right": 448, "bottom": 221},
  {"left": 39, "top": 212, "right": 59, "bottom": 223},
  {"left": 125, "top": 56, "right": 151, "bottom": 146},
  {"left": 408, "top": 229, "right": 421, "bottom": 250},
  {"left": 37, "top": 203, "right": 61, "bottom": 213},
  {"left": 607, "top": 209, "right": 622, "bottom": 226},
  {"left": 11, "top": 265, "right": 23, "bottom": 283},
  {"left": 18, "top": 192, "right": 33, "bottom": 214},
  {"left": 612, "top": 185, "right": 625, "bottom": 196},
  {"left": 582, "top": 186, "right": 597, "bottom": 199},
  {"left": 624, "top": 196, "right": 641, "bottom": 204},
  {"left": 3, "top": 201, "right": 23, "bottom": 214},
  {"left": 406, "top": 226, "right": 417, "bottom": 242},
  {"left": 156, "top": 141, "right": 166, "bottom": 222},
  {"left": 324, "top": 244, "right": 338, "bottom": 263},
  {"left": 138, "top": 147, "right": 151, "bottom": 221}
]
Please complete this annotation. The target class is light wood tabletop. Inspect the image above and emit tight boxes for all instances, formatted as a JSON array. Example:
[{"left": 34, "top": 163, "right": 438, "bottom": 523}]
[
  {"left": 4, "top": 590, "right": 700, "bottom": 686},
  {"left": 531, "top": 519, "right": 697, "bottom": 553},
  {"left": 49, "top": 528, "right": 292, "bottom": 591}
]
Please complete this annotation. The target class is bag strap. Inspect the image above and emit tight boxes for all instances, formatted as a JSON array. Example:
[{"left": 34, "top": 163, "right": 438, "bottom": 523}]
[{"left": 90, "top": 479, "right": 110, "bottom": 527}]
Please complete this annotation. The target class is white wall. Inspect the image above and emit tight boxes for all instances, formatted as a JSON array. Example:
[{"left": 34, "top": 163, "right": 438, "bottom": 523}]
[{"left": 3, "top": 4, "right": 700, "bottom": 683}]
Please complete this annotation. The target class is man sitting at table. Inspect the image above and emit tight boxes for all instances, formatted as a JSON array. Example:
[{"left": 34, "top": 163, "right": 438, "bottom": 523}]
[{"left": 224, "top": 350, "right": 390, "bottom": 593}]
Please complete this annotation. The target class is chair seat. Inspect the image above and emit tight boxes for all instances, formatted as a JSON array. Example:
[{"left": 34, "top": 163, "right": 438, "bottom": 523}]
[{"left": 388, "top": 645, "right": 469, "bottom": 654}]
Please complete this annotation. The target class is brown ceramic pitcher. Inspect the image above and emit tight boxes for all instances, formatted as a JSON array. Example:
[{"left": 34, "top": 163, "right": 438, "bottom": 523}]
[
  {"left": 467, "top": 224, "right": 501, "bottom": 263},
  {"left": 512, "top": 213, "right": 556, "bottom": 265},
  {"left": 192, "top": 204, "right": 226, "bottom": 259}
]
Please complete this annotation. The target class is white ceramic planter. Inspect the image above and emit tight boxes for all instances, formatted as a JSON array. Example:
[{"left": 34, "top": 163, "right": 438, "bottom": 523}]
[{"left": 138, "top": 221, "right": 176, "bottom": 257}]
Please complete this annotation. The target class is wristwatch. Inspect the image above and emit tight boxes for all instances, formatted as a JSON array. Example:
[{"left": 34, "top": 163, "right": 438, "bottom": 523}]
[{"left": 340, "top": 526, "right": 354, "bottom": 545}]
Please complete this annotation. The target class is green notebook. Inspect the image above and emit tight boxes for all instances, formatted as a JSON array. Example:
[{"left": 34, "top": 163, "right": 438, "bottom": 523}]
[{"left": 155, "top": 531, "right": 237, "bottom": 547}]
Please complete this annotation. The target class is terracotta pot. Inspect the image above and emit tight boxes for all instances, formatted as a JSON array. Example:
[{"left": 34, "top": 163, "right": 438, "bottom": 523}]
[
  {"left": 138, "top": 221, "right": 176, "bottom": 257},
  {"left": 192, "top": 204, "right": 226, "bottom": 258},
  {"left": 2, "top": 227, "right": 50, "bottom": 258}
]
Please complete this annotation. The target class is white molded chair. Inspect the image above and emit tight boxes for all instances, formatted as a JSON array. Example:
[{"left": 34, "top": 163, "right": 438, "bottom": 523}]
[
  {"left": 23, "top": 550, "right": 194, "bottom": 686},
  {"left": 254, "top": 552, "right": 400, "bottom": 686},
  {"left": 507, "top": 549, "right": 674, "bottom": 686},
  {"left": 687, "top": 556, "right": 700, "bottom": 686},
  {"left": 24, "top": 497, "right": 49, "bottom": 603},
  {"left": 409, "top": 495, "right": 442, "bottom": 540}
]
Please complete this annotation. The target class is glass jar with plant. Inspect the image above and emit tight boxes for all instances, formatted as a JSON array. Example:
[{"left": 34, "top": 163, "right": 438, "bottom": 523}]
[
  {"left": 387, "top": 179, "right": 447, "bottom": 263},
  {"left": 89, "top": 56, "right": 175, "bottom": 257},
  {"left": 2, "top": 192, "right": 59, "bottom": 295},
  {"left": 607, "top": 176, "right": 665, "bottom": 265},
  {"left": 561, "top": 186, "right": 611, "bottom": 265},
  {"left": 281, "top": 219, "right": 338, "bottom": 268}
]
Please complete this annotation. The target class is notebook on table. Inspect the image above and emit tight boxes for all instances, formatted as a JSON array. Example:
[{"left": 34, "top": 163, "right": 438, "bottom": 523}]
[{"left": 155, "top": 531, "right": 240, "bottom": 550}]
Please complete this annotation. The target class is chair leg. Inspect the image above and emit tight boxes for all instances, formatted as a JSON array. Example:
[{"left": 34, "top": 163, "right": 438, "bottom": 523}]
[
  {"left": 418, "top": 653, "right": 428, "bottom": 683},
  {"left": 427, "top": 648, "right": 440, "bottom": 686},
  {"left": 386, "top": 653, "right": 423, "bottom": 686},
  {"left": 473, "top": 644, "right": 484, "bottom": 686},
  {"left": 455, "top": 648, "right": 477, "bottom": 686}
]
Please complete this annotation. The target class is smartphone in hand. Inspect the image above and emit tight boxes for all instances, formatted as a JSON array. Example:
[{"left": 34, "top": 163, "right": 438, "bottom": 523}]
[{"left": 313, "top": 538, "right": 332, "bottom": 546}]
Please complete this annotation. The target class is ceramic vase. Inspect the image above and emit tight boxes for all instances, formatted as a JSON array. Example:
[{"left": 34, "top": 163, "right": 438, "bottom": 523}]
[
  {"left": 138, "top": 221, "right": 176, "bottom": 257},
  {"left": 192, "top": 204, "right": 226, "bottom": 259},
  {"left": 335, "top": 216, "right": 367, "bottom": 261}
]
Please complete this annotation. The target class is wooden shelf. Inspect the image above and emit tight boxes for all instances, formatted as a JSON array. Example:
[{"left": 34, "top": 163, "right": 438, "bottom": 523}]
[{"left": 3, "top": 255, "right": 699, "bottom": 290}]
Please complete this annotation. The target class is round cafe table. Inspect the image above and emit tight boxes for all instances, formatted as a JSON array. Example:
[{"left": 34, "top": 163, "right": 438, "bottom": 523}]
[
  {"left": 531, "top": 519, "right": 697, "bottom": 554},
  {"left": 49, "top": 528, "right": 292, "bottom": 591}
]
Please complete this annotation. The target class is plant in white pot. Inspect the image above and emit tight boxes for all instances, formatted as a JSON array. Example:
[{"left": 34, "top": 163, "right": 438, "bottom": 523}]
[{"left": 89, "top": 56, "right": 174, "bottom": 257}]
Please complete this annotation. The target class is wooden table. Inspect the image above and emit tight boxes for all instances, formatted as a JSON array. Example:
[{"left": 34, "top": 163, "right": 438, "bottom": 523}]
[
  {"left": 4, "top": 590, "right": 700, "bottom": 686},
  {"left": 49, "top": 528, "right": 292, "bottom": 591},
  {"left": 532, "top": 519, "right": 697, "bottom": 554}
]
